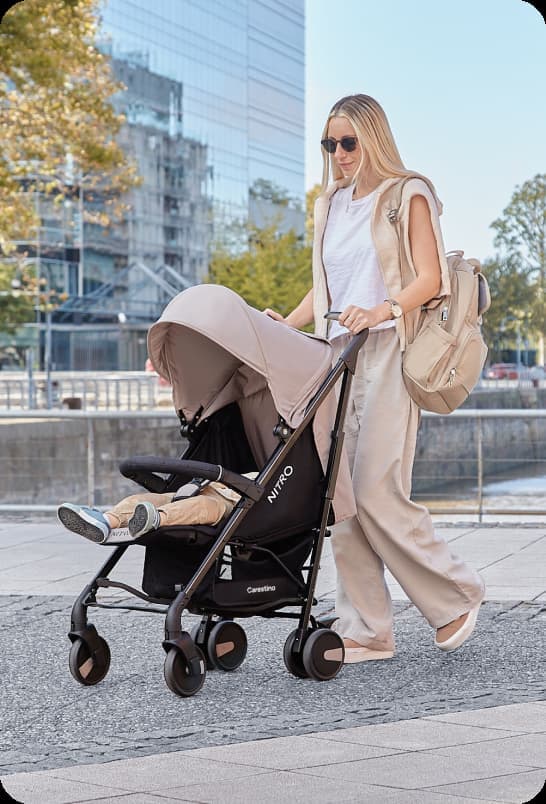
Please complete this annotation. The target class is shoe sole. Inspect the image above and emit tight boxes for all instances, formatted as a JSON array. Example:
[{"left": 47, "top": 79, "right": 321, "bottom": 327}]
[
  {"left": 343, "top": 648, "right": 394, "bottom": 664},
  {"left": 435, "top": 604, "right": 481, "bottom": 652},
  {"left": 128, "top": 504, "right": 158, "bottom": 538},
  {"left": 57, "top": 506, "right": 106, "bottom": 543}
]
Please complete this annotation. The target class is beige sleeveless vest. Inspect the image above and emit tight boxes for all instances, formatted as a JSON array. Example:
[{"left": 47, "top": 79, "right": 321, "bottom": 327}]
[{"left": 311, "top": 174, "right": 451, "bottom": 351}]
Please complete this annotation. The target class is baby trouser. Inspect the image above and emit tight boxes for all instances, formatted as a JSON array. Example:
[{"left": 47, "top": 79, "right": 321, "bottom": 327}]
[{"left": 106, "top": 484, "right": 240, "bottom": 529}]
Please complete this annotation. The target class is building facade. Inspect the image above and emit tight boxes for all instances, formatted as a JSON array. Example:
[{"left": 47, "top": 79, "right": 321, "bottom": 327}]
[
  {"left": 100, "top": 0, "right": 305, "bottom": 228},
  {"left": 14, "top": 0, "right": 305, "bottom": 371}
]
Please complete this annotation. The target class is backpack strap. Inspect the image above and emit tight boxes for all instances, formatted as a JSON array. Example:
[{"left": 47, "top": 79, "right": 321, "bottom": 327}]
[{"left": 382, "top": 175, "right": 451, "bottom": 309}]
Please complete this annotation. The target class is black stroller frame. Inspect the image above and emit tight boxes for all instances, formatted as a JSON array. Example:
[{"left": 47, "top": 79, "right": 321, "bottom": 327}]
[{"left": 68, "top": 331, "right": 367, "bottom": 696}]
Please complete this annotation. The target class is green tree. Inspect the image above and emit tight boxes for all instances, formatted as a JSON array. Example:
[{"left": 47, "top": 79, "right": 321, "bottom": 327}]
[
  {"left": 305, "top": 182, "right": 321, "bottom": 246},
  {"left": 0, "top": 261, "right": 34, "bottom": 333},
  {"left": 480, "top": 255, "right": 535, "bottom": 360},
  {"left": 0, "top": 259, "right": 68, "bottom": 333},
  {"left": 490, "top": 174, "right": 546, "bottom": 360},
  {"left": 208, "top": 186, "right": 321, "bottom": 321},
  {"left": 207, "top": 221, "right": 311, "bottom": 320},
  {"left": 0, "top": 0, "right": 139, "bottom": 255}
]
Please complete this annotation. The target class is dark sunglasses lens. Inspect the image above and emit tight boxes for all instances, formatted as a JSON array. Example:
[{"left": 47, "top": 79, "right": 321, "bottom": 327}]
[
  {"left": 341, "top": 137, "right": 357, "bottom": 152},
  {"left": 321, "top": 138, "right": 336, "bottom": 154}
]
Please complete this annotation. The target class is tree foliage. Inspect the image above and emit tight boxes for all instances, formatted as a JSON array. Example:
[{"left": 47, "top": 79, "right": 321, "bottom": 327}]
[
  {"left": 0, "top": 0, "right": 139, "bottom": 254},
  {"left": 207, "top": 186, "right": 320, "bottom": 320},
  {"left": 0, "top": 261, "right": 34, "bottom": 333},
  {"left": 490, "top": 174, "right": 546, "bottom": 341},
  {"left": 305, "top": 182, "right": 321, "bottom": 246},
  {"left": 207, "top": 222, "right": 312, "bottom": 320},
  {"left": 0, "top": 259, "right": 67, "bottom": 333},
  {"left": 480, "top": 255, "right": 535, "bottom": 351}
]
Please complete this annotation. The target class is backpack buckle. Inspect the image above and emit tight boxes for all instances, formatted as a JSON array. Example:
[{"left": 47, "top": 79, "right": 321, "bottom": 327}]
[{"left": 387, "top": 207, "right": 398, "bottom": 223}]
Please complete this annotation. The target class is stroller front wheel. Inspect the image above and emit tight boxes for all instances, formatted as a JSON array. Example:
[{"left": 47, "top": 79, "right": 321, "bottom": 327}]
[
  {"left": 302, "top": 628, "right": 345, "bottom": 681},
  {"left": 164, "top": 646, "right": 206, "bottom": 697},
  {"left": 69, "top": 636, "right": 111, "bottom": 686}
]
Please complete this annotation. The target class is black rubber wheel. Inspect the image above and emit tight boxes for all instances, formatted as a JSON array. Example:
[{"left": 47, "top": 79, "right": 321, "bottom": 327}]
[
  {"left": 69, "top": 636, "right": 111, "bottom": 686},
  {"left": 283, "top": 629, "right": 310, "bottom": 679},
  {"left": 164, "top": 646, "right": 206, "bottom": 697},
  {"left": 302, "top": 628, "right": 344, "bottom": 681},
  {"left": 207, "top": 620, "right": 247, "bottom": 671}
]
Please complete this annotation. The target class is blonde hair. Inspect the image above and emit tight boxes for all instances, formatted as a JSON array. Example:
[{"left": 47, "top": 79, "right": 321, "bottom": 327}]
[{"left": 320, "top": 94, "right": 413, "bottom": 190}]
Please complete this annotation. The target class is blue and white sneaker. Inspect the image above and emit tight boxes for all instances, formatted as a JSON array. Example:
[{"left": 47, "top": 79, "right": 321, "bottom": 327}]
[
  {"left": 128, "top": 502, "right": 161, "bottom": 538},
  {"left": 57, "top": 503, "right": 111, "bottom": 543}
]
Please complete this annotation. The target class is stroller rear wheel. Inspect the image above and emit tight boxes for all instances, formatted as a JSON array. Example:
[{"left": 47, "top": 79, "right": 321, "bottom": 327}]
[
  {"left": 207, "top": 621, "right": 247, "bottom": 671},
  {"left": 164, "top": 646, "right": 206, "bottom": 697},
  {"left": 283, "top": 629, "right": 311, "bottom": 679},
  {"left": 69, "top": 636, "right": 111, "bottom": 686},
  {"left": 302, "top": 628, "right": 344, "bottom": 681}
]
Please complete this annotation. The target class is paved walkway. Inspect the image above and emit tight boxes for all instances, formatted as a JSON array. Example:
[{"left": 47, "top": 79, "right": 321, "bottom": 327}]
[
  {"left": 2, "top": 701, "right": 545, "bottom": 803},
  {"left": 0, "top": 517, "right": 545, "bottom": 803}
]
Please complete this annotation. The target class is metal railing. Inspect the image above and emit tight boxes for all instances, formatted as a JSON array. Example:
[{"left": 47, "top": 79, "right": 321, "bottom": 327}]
[
  {"left": 0, "top": 408, "right": 545, "bottom": 518},
  {"left": 0, "top": 372, "right": 165, "bottom": 411}
]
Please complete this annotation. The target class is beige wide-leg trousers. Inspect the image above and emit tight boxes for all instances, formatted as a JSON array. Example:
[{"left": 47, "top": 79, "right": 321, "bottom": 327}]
[{"left": 330, "top": 327, "right": 484, "bottom": 650}]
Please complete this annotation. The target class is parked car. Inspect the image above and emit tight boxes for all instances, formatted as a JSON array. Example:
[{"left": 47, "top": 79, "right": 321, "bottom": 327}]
[{"left": 484, "top": 363, "right": 519, "bottom": 379}]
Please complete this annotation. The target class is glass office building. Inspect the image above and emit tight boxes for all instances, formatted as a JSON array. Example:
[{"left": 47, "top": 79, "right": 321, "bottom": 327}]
[
  {"left": 12, "top": 0, "right": 305, "bottom": 371},
  {"left": 100, "top": 0, "right": 305, "bottom": 227}
]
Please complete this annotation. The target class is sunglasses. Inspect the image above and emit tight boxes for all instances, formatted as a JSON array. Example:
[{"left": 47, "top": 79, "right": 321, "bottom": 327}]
[{"left": 321, "top": 136, "right": 358, "bottom": 154}]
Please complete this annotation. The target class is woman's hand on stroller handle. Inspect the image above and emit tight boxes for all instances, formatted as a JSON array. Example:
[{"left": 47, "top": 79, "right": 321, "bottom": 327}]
[{"left": 324, "top": 311, "right": 341, "bottom": 321}]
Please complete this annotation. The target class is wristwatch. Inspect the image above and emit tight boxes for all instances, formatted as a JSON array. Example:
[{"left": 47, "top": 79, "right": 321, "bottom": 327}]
[{"left": 385, "top": 298, "right": 403, "bottom": 320}]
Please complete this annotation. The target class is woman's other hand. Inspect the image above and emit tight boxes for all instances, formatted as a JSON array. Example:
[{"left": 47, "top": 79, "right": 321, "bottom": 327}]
[
  {"left": 339, "top": 303, "right": 391, "bottom": 334},
  {"left": 263, "top": 308, "right": 287, "bottom": 323}
]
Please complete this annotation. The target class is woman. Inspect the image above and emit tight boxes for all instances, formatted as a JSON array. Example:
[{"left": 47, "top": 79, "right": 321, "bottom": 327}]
[{"left": 265, "top": 94, "right": 484, "bottom": 664}]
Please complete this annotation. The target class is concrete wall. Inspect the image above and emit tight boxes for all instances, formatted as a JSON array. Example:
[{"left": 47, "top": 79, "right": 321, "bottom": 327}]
[
  {"left": 0, "top": 417, "right": 182, "bottom": 506},
  {"left": 463, "top": 387, "right": 546, "bottom": 410},
  {"left": 1, "top": 407, "right": 545, "bottom": 506},
  {"left": 413, "top": 414, "right": 546, "bottom": 494}
]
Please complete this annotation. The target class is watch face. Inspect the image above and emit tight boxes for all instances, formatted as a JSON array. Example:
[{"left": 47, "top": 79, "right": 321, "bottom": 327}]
[{"left": 391, "top": 302, "right": 403, "bottom": 318}]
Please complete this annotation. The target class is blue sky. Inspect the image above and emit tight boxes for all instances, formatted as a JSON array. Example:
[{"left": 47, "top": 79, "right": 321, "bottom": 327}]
[{"left": 305, "top": 0, "right": 544, "bottom": 261}]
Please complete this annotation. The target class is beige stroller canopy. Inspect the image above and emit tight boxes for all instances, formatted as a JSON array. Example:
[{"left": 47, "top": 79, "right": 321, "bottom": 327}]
[{"left": 148, "top": 284, "right": 333, "bottom": 428}]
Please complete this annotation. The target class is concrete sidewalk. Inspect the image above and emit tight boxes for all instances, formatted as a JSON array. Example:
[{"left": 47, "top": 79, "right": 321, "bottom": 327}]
[
  {"left": 0, "top": 517, "right": 545, "bottom": 602},
  {"left": 1, "top": 517, "right": 545, "bottom": 803},
  {"left": 2, "top": 701, "right": 545, "bottom": 803}
]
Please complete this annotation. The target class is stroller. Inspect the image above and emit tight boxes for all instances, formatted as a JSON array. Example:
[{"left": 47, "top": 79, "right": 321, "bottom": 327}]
[{"left": 68, "top": 285, "right": 367, "bottom": 697}]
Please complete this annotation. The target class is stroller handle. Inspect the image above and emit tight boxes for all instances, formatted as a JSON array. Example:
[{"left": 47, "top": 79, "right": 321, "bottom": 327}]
[{"left": 119, "top": 457, "right": 263, "bottom": 502}]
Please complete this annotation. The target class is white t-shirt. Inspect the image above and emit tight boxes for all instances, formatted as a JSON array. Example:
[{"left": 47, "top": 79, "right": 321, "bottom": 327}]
[{"left": 322, "top": 184, "right": 395, "bottom": 341}]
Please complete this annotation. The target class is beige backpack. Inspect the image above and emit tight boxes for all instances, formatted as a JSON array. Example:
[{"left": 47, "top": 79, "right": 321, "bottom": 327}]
[{"left": 389, "top": 182, "right": 491, "bottom": 413}]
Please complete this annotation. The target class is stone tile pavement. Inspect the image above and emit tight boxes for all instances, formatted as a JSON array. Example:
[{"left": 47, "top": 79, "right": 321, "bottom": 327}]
[
  {"left": 0, "top": 517, "right": 545, "bottom": 803},
  {"left": 2, "top": 702, "right": 545, "bottom": 803}
]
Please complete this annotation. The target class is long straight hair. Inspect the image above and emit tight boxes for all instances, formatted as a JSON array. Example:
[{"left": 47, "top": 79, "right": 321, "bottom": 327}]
[{"left": 320, "top": 94, "right": 414, "bottom": 191}]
